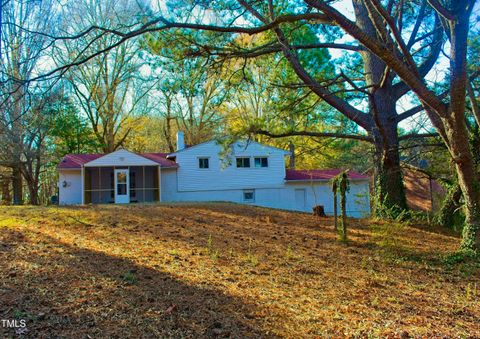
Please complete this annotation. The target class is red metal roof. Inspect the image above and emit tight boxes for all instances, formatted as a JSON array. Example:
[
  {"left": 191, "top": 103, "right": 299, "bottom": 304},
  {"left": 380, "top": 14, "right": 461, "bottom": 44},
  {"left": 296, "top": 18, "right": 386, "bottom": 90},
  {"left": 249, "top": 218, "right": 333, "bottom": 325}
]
[
  {"left": 141, "top": 153, "right": 178, "bottom": 168},
  {"left": 57, "top": 154, "right": 103, "bottom": 169},
  {"left": 285, "top": 169, "right": 369, "bottom": 181},
  {"left": 58, "top": 152, "right": 178, "bottom": 169}
]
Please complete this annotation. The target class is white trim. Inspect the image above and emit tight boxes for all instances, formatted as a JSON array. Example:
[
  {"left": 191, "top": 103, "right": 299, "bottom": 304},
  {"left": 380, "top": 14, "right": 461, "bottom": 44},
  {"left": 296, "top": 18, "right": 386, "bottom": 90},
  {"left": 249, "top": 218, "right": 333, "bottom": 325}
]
[
  {"left": 81, "top": 166, "right": 85, "bottom": 205},
  {"left": 84, "top": 149, "right": 158, "bottom": 167},
  {"left": 114, "top": 168, "right": 130, "bottom": 203},
  {"left": 158, "top": 165, "right": 162, "bottom": 202}
]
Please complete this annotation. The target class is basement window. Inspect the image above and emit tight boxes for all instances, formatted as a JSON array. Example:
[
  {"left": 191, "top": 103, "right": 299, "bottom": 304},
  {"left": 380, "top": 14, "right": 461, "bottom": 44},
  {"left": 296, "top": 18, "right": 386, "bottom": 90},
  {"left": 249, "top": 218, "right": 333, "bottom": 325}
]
[{"left": 243, "top": 189, "right": 255, "bottom": 202}]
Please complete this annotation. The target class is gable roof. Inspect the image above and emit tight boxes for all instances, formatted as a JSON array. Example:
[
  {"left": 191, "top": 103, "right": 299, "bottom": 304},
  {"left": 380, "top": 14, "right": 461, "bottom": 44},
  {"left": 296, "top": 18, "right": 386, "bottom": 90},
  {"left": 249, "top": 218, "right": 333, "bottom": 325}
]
[
  {"left": 58, "top": 151, "right": 177, "bottom": 169},
  {"left": 285, "top": 169, "right": 369, "bottom": 181}
]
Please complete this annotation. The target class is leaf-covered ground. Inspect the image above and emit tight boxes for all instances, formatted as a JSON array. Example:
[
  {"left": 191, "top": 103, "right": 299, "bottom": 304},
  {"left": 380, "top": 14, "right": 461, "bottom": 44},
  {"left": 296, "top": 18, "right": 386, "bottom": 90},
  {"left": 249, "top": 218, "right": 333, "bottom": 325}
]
[{"left": 0, "top": 203, "right": 479, "bottom": 338}]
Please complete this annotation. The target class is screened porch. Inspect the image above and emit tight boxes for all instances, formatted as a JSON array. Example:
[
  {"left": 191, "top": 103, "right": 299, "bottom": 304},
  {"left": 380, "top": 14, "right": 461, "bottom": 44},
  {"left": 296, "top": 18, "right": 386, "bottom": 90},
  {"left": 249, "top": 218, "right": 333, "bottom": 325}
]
[{"left": 83, "top": 166, "right": 160, "bottom": 204}]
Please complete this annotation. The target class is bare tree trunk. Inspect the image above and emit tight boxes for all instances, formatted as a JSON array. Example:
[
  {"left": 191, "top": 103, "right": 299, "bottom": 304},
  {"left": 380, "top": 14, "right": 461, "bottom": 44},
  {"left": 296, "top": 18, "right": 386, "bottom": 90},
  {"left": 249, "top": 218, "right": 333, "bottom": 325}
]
[
  {"left": 1, "top": 174, "right": 11, "bottom": 205},
  {"left": 164, "top": 115, "right": 175, "bottom": 153},
  {"left": 27, "top": 183, "right": 39, "bottom": 205},
  {"left": 23, "top": 164, "right": 40, "bottom": 205},
  {"left": 371, "top": 127, "right": 406, "bottom": 214},
  {"left": 446, "top": 120, "right": 480, "bottom": 250},
  {"left": 355, "top": 0, "right": 407, "bottom": 215},
  {"left": 11, "top": 165, "right": 23, "bottom": 205}
]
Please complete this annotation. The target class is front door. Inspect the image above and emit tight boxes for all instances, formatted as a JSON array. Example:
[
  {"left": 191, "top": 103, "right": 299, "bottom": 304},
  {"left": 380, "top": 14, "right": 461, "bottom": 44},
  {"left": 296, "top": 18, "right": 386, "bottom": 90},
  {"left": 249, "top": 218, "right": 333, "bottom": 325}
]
[{"left": 114, "top": 169, "right": 129, "bottom": 204}]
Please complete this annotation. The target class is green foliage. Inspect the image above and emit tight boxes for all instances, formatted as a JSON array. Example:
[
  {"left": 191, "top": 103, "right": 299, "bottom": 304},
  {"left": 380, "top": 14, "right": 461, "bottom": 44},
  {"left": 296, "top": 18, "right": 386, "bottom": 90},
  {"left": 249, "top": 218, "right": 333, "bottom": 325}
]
[
  {"left": 120, "top": 271, "right": 137, "bottom": 284},
  {"left": 373, "top": 193, "right": 409, "bottom": 222},
  {"left": 436, "top": 184, "right": 464, "bottom": 231},
  {"left": 48, "top": 98, "right": 99, "bottom": 155}
]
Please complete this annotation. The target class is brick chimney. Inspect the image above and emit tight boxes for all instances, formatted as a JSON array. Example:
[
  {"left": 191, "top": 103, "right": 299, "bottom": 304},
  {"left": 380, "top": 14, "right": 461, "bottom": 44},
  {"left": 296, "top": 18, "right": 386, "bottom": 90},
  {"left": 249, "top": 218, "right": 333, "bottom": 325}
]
[{"left": 176, "top": 131, "right": 185, "bottom": 151}]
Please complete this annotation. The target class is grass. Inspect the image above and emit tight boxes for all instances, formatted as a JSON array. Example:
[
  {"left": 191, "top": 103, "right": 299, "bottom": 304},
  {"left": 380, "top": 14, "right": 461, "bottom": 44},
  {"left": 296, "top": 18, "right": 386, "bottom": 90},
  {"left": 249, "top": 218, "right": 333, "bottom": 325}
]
[{"left": 0, "top": 203, "right": 479, "bottom": 337}]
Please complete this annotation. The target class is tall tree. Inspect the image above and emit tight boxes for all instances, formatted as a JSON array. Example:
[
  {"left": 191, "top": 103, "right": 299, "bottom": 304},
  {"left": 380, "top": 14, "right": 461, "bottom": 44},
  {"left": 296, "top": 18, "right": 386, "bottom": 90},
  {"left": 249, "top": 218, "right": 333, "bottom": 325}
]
[
  {"left": 117, "top": 0, "right": 475, "bottom": 249},
  {"left": 146, "top": 29, "right": 232, "bottom": 147},
  {"left": 57, "top": 0, "right": 152, "bottom": 153},
  {"left": 0, "top": 0, "right": 55, "bottom": 204},
  {"left": 139, "top": 0, "right": 443, "bottom": 215}
]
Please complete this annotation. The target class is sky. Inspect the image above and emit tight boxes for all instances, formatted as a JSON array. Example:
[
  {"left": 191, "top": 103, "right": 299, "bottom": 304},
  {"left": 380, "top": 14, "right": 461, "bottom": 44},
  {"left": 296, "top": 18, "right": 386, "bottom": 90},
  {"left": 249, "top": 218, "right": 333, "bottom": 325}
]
[
  {"left": 40, "top": 0, "right": 479, "bottom": 135},
  {"left": 147, "top": 0, "right": 479, "bottom": 133}
]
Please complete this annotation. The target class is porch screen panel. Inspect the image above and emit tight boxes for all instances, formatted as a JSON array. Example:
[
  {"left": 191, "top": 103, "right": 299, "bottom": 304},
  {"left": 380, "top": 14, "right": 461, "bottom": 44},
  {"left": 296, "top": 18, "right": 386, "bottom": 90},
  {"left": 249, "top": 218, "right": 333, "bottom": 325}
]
[
  {"left": 129, "top": 167, "right": 143, "bottom": 203},
  {"left": 143, "top": 166, "right": 159, "bottom": 202},
  {"left": 85, "top": 167, "right": 115, "bottom": 204}
]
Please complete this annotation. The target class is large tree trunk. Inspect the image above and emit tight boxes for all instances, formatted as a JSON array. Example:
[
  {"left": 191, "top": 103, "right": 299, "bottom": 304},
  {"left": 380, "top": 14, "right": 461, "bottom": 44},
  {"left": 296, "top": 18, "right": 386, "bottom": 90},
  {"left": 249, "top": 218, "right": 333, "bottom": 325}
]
[
  {"left": 447, "top": 3, "right": 479, "bottom": 251},
  {"left": 437, "top": 184, "right": 462, "bottom": 228},
  {"left": 27, "top": 182, "right": 39, "bottom": 205},
  {"left": 12, "top": 165, "right": 23, "bottom": 205},
  {"left": 371, "top": 116, "right": 407, "bottom": 214},
  {"left": 456, "top": 160, "right": 480, "bottom": 250},
  {"left": 23, "top": 168, "right": 39, "bottom": 205},
  {"left": 1, "top": 174, "right": 12, "bottom": 205},
  {"left": 354, "top": 0, "right": 407, "bottom": 214},
  {"left": 445, "top": 120, "right": 480, "bottom": 250}
]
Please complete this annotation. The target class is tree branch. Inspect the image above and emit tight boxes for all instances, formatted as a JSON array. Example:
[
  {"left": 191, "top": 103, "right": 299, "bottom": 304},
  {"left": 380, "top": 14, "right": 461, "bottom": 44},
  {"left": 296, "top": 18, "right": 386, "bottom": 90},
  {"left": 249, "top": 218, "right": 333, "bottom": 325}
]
[
  {"left": 399, "top": 132, "right": 439, "bottom": 141},
  {"left": 250, "top": 128, "right": 373, "bottom": 142},
  {"left": 396, "top": 104, "right": 425, "bottom": 122},
  {"left": 304, "top": 0, "right": 449, "bottom": 117}
]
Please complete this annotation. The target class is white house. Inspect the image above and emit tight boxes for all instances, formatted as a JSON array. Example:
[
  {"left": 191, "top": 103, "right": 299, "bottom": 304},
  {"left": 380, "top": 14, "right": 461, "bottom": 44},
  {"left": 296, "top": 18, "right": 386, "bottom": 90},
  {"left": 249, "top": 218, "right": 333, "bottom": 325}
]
[{"left": 57, "top": 132, "right": 370, "bottom": 217}]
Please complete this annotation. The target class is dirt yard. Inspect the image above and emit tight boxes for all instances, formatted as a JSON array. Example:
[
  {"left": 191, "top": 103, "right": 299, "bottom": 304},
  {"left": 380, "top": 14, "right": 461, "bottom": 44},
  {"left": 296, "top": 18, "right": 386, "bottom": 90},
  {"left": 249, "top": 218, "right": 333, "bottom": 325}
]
[{"left": 0, "top": 203, "right": 479, "bottom": 337}]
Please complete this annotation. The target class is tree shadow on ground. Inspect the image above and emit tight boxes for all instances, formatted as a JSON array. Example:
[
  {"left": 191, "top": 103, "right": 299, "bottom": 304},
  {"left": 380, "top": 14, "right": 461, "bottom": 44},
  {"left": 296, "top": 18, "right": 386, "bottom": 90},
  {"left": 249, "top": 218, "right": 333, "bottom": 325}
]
[{"left": 0, "top": 229, "right": 274, "bottom": 338}]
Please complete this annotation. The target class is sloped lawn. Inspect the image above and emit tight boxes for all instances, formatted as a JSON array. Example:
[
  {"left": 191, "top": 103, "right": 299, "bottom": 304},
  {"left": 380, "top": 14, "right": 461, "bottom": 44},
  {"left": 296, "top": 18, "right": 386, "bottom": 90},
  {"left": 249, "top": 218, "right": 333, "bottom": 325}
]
[{"left": 0, "top": 203, "right": 479, "bottom": 337}]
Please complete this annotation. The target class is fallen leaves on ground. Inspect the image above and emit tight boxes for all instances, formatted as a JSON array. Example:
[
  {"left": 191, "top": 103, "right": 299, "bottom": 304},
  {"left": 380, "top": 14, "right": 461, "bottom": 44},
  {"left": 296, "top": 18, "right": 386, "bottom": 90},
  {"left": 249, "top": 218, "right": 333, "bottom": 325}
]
[{"left": 0, "top": 203, "right": 478, "bottom": 337}]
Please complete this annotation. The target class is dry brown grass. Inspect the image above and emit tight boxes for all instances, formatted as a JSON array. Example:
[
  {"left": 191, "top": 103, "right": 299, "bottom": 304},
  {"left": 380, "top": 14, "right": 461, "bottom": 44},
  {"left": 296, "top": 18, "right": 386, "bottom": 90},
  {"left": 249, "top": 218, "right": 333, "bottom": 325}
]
[{"left": 0, "top": 203, "right": 479, "bottom": 338}]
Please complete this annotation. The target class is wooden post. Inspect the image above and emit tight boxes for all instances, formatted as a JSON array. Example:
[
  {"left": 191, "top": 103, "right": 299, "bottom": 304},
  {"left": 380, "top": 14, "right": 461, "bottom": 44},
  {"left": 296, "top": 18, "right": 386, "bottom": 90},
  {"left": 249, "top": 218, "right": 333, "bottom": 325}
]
[
  {"left": 142, "top": 166, "right": 145, "bottom": 204},
  {"left": 156, "top": 166, "right": 161, "bottom": 202},
  {"left": 340, "top": 172, "right": 348, "bottom": 241},
  {"left": 158, "top": 166, "right": 161, "bottom": 202},
  {"left": 333, "top": 182, "right": 338, "bottom": 231},
  {"left": 81, "top": 166, "right": 85, "bottom": 205},
  {"left": 98, "top": 167, "right": 101, "bottom": 203}
]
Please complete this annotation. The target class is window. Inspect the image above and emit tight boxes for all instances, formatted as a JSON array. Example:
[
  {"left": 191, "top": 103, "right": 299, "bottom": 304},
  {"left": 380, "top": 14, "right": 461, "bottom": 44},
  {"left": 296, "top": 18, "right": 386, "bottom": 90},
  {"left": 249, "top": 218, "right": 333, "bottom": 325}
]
[
  {"left": 243, "top": 189, "right": 255, "bottom": 202},
  {"left": 254, "top": 157, "right": 268, "bottom": 168},
  {"left": 198, "top": 157, "right": 209, "bottom": 169},
  {"left": 236, "top": 157, "right": 250, "bottom": 168}
]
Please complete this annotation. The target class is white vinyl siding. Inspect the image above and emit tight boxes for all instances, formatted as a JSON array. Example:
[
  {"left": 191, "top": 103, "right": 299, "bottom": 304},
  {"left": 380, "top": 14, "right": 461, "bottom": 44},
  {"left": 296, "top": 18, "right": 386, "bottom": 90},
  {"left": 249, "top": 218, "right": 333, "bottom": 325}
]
[
  {"left": 174, "top": 140, "right": 288, "bottom": 192},
  {"left": 58, "top": 170, "right": 82, "bottom": 204}
]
